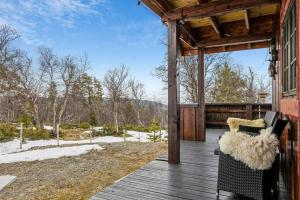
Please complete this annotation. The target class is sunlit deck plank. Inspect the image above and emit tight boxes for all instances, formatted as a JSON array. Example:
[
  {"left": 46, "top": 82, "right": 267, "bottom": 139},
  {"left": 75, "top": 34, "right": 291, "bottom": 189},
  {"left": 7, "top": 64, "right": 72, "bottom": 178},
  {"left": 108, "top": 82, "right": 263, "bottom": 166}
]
[{"left": 91, "top": 129, "right": 289, "bottom": 200}]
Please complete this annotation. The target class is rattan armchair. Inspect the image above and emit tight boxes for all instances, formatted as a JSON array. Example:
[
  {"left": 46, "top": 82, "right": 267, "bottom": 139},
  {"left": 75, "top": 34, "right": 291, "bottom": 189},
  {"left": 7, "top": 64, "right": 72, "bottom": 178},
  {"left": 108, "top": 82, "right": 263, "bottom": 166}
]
[
  {"left": 216, "top": 118, "right": 288, "bottom": 200},
  {"left": 217, "top": 151, "right": 279, "bottom": 200}
]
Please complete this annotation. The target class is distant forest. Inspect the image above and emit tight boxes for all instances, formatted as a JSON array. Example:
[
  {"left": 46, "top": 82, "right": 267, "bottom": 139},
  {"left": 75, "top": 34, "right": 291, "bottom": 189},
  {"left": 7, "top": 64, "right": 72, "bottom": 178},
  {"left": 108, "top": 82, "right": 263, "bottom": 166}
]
[
  {"left": 0, "top": 24, "right": 271, "bottom": 132},
  {"left": 0, "top": 25, "right": 166, "bottom": 133}
]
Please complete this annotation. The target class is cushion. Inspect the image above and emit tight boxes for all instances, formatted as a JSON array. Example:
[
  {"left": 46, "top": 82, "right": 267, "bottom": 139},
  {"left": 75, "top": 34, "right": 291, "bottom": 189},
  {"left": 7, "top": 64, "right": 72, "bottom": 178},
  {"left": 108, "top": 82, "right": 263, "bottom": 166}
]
[
  {"left": 227, "top": 118, "right": 265, "bottom": 131},
  {"left": 271, "top": 119, "right": 288, "bottom": 138}
]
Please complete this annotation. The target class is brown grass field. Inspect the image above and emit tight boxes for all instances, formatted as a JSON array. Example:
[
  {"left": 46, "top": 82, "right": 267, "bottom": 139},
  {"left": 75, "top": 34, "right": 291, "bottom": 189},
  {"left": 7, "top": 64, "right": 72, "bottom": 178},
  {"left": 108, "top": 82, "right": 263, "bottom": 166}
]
[{"left": 0, "top": 142, "right": 167, "bottom": 200}]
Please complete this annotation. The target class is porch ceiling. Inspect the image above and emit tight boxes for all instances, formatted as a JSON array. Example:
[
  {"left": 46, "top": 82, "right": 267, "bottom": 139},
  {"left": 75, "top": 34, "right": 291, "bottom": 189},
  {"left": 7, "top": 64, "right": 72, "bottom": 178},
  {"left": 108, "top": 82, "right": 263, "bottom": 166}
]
[{"left": 141, "top": 0, "right": 280, "bottom": 55}]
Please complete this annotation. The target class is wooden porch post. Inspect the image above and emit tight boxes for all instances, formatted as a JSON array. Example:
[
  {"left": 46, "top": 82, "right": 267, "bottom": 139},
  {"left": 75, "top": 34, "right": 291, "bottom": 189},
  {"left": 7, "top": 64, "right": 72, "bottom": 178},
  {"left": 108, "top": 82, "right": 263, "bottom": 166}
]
[
  {"left": 168, "top": 20, "right": 180, "bottom": 164},
  {"left": 197, "top": 47, "right": 206, "bottom": 141}
]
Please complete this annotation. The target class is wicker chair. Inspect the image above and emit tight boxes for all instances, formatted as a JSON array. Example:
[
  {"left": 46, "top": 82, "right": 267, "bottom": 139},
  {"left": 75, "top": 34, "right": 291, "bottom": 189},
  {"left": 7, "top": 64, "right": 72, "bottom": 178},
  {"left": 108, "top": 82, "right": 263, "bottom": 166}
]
[
  {"left": 216, "top": 118, "right": 288, "bottom": 200},
  {"left": 217, "top": 151, "right": 279, "bottom": 200}
]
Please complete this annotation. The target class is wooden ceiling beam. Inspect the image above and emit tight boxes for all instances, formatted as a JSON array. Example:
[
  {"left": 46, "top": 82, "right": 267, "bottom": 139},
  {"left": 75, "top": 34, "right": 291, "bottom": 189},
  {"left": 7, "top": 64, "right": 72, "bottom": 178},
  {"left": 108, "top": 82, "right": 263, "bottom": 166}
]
[
  {"left": 193, "top": 14, "right": 275, "bottom": 41},
  {"left": 183, "top": 41, "right": 269, "bottom": 55},
  {"left": 198, "top": 34, "right": 271, "bottom": 47},
  {"left": 162, "top": 0, "right": 278, "bottom": 21},
  {"left": 244, "top": 9, "right": 250, "bottom": 32},
  {"left": 142, "top": 0, "right": 198, "bottom": 47},
  {"left": 208, "top": 17, "right": 221, "bottom": 36}
]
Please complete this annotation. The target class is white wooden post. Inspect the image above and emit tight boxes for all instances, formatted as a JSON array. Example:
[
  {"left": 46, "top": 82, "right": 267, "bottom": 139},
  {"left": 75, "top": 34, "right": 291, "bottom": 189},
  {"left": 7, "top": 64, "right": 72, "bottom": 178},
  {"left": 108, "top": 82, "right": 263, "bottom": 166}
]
[
  {"left": 56, "top": 123, "right": 60, "bottom": 146},
  {"left": 139, "top": 132, "right": 141, "bottom": 143},
  {"left": 89, "top": 126, "right": 92, "bottom": 143},
  {"left": 19, "top": 123, "right": 23, "bottom": 149},
  {"left": 123, "top": 129, "right": 126, "bottom": 142},
  {"left": 159, "top": 122, "right": 162, "bottom": 143}
]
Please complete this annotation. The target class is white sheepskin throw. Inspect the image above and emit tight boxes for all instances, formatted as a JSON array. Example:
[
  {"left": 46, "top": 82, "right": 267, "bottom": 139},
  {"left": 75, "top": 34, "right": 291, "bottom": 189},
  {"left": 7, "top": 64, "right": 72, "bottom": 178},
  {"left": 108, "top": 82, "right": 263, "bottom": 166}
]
[
  {"left": 227, "top": 117, "right": 265, "bottom": 132},
  {"left": 219, "top": 128, "right": 279, "bottom": 170}
]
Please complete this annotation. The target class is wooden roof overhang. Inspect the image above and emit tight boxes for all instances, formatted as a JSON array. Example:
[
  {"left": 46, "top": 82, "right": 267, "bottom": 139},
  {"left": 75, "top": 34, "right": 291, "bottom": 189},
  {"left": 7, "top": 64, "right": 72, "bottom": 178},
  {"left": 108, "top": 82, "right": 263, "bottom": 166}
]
[{"left": 141, "top": 0, "right": 280, "bottom": 55}]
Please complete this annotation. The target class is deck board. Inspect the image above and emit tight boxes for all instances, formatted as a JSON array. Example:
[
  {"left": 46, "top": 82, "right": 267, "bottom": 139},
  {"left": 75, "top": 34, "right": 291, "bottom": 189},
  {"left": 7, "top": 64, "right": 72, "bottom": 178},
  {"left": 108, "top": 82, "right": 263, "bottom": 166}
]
[{"left": 90, "top": 129, "right": 290, "bottom": 200}]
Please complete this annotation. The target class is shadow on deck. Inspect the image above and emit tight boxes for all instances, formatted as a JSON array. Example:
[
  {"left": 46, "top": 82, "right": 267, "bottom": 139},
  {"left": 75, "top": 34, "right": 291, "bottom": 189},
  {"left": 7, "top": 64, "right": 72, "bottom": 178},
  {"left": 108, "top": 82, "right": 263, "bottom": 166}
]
[{"left": 90, "top": 129, "right": 289, "bottom": 200}]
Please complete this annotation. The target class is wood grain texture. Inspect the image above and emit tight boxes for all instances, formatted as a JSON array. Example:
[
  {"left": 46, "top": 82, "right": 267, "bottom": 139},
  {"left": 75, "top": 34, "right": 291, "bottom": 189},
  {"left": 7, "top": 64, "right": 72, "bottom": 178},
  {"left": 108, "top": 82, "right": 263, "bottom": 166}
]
[
  {"left": 197, "top": 48, "right": 206, "bottom": 141},
  {"left": 91, "top": 129, "right": 290, "bottom": 200},
  {"left": 168, "top": 21, "right": 180, "bottom": 164}
]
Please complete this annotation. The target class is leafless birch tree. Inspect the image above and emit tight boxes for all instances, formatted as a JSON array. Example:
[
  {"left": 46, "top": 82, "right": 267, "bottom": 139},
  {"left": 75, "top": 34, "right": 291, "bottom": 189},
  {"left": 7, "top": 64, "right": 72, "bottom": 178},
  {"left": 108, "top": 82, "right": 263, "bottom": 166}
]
[
  {"left": 103, "top": 65, "right": 129, "bottom": 133},
  {"left": 129, "top": 79, "right": 145, "bottom": 126}
]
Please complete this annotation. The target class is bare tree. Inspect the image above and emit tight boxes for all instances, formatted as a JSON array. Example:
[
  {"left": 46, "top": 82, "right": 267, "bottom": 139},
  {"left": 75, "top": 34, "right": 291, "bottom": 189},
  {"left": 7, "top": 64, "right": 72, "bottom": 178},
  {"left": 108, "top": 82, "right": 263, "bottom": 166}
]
[
  {"left": 14, "top": 54, "right": 46, "bottom": 129},
  {"left": 243, "top": 66, "right": 257, "bottom": 103},
  {"left": 39, "top": 47, "right": 59, "bottom": 132},
  {"left": 56, "top": 56, "right": 87, "bottom": 126},
  {"left": 0, "top": 25, "right": 21, "bottom": 94},
  {"left": 0, "top": 25, "right": 46, "bottom": 128},
  {"left": 103, "top": 65, "right": 129, "bottom": 133},
  {"left": 38, "top": 47, "right": 87, "bottom": 135},
  {"left": 257, "top": 74, "right": 272, "bottom": 103},
  {"left": 129, "top": 79, "right": 145, "bottom": 126},
  {"left": 153, "top": 53, "right": 229, "bottom": 103},
  {"left": 0, "top": 25, "right": 20, "bottom": 69}
]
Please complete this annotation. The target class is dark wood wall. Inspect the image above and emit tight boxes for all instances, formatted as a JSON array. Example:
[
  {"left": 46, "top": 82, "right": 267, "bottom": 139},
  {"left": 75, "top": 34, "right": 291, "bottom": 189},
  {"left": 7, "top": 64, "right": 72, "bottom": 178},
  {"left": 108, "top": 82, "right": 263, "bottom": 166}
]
[
  {"left": 278, "top": 0, "right": 300, "bottom": 199},
  {"left": 180, "top": 103, "right": 272, "bottom": 140}
]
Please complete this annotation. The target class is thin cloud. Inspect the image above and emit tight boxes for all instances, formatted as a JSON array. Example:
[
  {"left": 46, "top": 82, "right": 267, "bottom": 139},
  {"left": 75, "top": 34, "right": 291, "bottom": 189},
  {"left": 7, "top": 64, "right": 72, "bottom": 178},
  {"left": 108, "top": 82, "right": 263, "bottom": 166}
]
[
  {"left": 0, "top": 0, "right": 109, "bottom": 44},
  {"left": 110, "top": 20, "right": 166, "bottom": 47}
]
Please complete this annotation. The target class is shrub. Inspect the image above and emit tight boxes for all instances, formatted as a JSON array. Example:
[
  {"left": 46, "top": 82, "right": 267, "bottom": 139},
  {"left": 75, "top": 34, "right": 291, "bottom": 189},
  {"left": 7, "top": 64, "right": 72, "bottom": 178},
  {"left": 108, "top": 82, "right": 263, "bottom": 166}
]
[
  {"left": 149, "top": 120, "right": 160, "bottom": 133},
  {"left": 147, "top": 133, "right": 161, "bottom": 142},
  {"left": 93, "top": 125, "right": 125, "bottom": 137},
  {"left": 23, "top": 129, "right": 51, "bottom": 140},
  {"left": 17, "top": 113, "right": 32, "bottom": 128},
  {"left": 60, "top": 123, "right": 77, "bottom": 130},
  {"left": 0, "top": 124, "right": 17, "bottom": 142},
  {"left": 121, "top": 124, "right": 150, "bottom": 132},
  {"left": 78, "top": 122, "right": 90, "bottom": 129}
]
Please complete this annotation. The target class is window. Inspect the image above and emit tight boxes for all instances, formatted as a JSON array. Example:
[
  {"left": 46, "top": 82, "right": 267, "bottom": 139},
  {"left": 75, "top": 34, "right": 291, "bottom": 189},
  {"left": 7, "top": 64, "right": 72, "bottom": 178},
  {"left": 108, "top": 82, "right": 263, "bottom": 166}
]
[{"left": 283, "top": 2, "right": 296, "bottom": 94}]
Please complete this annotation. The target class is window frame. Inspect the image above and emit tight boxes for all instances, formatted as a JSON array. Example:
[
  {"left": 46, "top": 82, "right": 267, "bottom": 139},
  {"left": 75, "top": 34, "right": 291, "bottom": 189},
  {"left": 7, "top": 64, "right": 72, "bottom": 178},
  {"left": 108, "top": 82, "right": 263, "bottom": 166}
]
[{"left": 282, "top": 1, "right": 297, "bottom": 96}]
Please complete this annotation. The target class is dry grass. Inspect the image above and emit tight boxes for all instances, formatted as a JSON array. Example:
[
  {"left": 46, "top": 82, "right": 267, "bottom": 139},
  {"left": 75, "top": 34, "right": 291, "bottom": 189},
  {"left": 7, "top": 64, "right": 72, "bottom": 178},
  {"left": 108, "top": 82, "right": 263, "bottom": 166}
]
[{"left": 0, "top": 142, "right": 167, "bottom": 200}]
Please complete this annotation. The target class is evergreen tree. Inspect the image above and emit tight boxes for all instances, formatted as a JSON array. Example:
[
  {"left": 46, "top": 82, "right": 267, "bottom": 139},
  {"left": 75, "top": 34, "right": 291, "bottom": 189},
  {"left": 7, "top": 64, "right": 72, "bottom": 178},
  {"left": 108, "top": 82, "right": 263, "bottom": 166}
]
[{"left": 210, "top": 61, "right": 246, "bottom": 103}]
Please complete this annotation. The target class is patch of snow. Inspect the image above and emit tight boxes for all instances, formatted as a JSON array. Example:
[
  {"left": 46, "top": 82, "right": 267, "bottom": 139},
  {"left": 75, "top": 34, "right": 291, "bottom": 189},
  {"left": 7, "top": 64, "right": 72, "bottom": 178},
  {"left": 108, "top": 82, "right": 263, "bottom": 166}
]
[
  {"left": 93, "top": 127, "right": 103, "bottom": 131},
  {"left": 127, "top": 130, "right": 167, "bottom": 142},
  {"left": 0, "top": 144, "right": 102, "bottom": 164},
  {"left": 43, "top": 125, "right": 53, "bottom": 131},
  {"left": 0, "top": 130, "right": 168, "bottom": 155},
  {"left": 0, "top": 139, "right": 92, "bottom": 155}
]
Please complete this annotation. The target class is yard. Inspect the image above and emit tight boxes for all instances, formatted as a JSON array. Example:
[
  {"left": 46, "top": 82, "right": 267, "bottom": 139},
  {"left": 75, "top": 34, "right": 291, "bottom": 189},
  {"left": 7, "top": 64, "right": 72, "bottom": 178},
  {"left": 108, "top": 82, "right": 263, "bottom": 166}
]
[{"left": 0, "top": 142, "right": 167, "bottom": 200}]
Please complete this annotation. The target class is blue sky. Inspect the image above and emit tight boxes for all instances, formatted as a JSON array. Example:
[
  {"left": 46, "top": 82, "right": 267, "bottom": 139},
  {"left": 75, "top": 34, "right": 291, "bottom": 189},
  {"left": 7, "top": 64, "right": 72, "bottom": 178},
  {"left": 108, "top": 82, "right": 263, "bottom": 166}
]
[{"left": 0, "top": 0, "right": 269, "bottom": 102}]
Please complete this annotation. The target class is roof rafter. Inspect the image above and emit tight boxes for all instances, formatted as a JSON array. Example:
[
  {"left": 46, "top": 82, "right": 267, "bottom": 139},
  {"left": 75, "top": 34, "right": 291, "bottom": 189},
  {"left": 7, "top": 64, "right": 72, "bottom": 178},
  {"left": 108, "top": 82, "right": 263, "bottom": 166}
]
[
  {"left": 244, "top": 9, "right": 250, "bottom": 32},
  {"left": 162, "top": 0, "right": 278, "bottom": 21},
  {"left": 208, "top": 17, "right": 221, "bottom": 36}
]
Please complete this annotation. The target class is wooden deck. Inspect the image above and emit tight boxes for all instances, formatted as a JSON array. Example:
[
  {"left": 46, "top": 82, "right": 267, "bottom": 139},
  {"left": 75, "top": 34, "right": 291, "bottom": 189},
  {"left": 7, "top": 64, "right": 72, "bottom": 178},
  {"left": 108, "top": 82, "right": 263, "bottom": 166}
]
[{"left": 90, "top": 129, "right": 290, "bottom": 200}]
